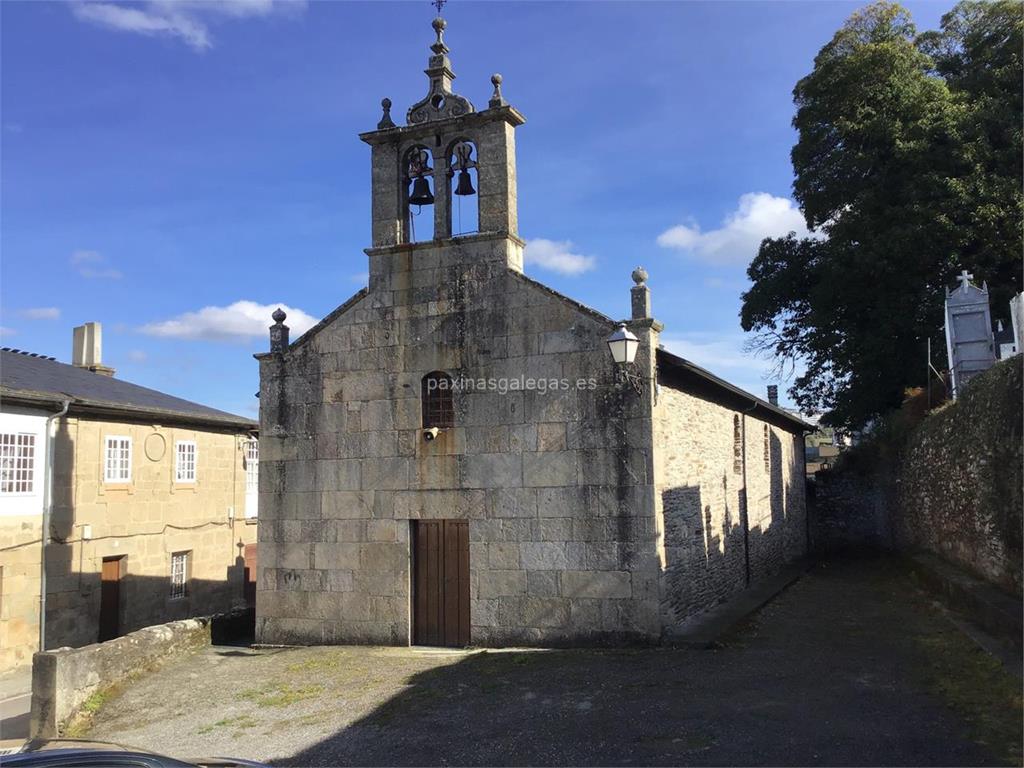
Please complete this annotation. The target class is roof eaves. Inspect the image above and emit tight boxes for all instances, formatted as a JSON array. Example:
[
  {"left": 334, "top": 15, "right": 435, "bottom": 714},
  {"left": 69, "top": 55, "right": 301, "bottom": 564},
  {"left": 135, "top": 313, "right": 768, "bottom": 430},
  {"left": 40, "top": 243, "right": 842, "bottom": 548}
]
[
  {"left": 0, "top": 386, "right": 257, "bottom": 431},
  {"left": 656, "top": 349, "right": 814, "bottom": 433}
]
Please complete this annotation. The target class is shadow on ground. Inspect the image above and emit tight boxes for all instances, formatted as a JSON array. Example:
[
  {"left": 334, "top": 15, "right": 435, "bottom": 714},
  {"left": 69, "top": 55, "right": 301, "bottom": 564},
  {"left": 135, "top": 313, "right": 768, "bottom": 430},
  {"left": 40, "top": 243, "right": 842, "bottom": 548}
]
[{"left": 85, "top": 556, "right": 1022, "bottom": 767}]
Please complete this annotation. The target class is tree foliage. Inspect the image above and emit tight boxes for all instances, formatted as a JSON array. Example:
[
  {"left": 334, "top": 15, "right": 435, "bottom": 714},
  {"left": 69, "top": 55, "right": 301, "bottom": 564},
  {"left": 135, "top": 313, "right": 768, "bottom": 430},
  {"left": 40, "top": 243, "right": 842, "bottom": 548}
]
[{"left": 741, "top": 1, "right": 1022, "bottom": 429}]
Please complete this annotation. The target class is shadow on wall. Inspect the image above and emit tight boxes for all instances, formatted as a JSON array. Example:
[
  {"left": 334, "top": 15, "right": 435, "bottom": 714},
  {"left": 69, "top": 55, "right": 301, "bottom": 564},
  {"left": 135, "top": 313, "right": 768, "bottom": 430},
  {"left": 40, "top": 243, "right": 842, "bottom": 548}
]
[
  {"left": 42, "top": 421, "right": 254, "bottom": 651},
  {"left": 660, "top": 437, "right": 807, "bottom": 626}
]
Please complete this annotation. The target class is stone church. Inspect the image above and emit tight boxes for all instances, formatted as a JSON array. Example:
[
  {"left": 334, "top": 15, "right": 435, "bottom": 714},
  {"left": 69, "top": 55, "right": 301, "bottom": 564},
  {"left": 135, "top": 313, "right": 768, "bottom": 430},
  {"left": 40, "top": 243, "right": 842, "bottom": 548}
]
[{"left": 255, "top": 13, "right": 808, "bottom": 647}]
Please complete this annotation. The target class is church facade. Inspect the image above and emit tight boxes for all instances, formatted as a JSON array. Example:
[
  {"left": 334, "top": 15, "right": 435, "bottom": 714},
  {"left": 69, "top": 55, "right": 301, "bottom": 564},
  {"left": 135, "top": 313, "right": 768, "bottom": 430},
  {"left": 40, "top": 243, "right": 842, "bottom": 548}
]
[{"left": 254, "top": 14, "right": 809, "bottom": 647}]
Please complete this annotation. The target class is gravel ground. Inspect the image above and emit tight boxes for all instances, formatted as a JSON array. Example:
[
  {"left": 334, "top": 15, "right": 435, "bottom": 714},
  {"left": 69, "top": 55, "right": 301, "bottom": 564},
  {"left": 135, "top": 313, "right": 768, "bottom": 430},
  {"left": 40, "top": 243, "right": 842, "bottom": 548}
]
[{"left": 84, "top": 556, "right": 1022, "bottom": 766}]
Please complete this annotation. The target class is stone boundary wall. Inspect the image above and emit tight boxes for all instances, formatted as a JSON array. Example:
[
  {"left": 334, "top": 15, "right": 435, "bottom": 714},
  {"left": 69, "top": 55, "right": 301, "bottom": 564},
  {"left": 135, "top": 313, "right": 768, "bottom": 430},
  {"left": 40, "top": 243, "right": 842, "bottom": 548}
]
[
  {"left": 811, "top": 359, "right": 1022, "bottom": 595},
  {"left": 30, "top": 616, "right": 211, "bottom": 738},
  {"left": 895, "top": 359, "right": 1022, "bottom": 594}
]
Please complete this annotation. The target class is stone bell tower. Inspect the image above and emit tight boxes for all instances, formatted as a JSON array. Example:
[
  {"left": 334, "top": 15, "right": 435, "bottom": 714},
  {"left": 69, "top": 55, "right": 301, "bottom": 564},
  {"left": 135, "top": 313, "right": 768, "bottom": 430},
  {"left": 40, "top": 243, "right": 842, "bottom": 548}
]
[{"left": 359, "top": 11, "right": 526, "bottom": 286}]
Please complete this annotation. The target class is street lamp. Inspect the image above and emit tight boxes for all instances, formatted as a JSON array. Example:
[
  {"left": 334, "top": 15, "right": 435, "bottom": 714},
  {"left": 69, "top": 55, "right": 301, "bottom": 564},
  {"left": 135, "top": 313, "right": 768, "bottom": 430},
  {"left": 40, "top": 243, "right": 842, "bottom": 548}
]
[
  {"left": 606, "top": 323, "right": 639, "bottom": 365},
  {"left": 606, "top": 323, "right": 647, "bottom": 395}
]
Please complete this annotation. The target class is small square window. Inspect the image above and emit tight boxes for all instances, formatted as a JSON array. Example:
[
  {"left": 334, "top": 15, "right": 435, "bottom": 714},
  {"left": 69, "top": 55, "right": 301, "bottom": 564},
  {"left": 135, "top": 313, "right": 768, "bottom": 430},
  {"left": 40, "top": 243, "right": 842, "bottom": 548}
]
[
  {"left": 170, "top": 551, "right": 190, "bottom": 599},
  {"left": 0, "top": 432, "right": 36, "bottom": 494},
  {"left": 175, "top": 441, "right": 197, "bottom": 483},
  {"left": 104, "top": 436, "right": 132, "bottom": 484}
]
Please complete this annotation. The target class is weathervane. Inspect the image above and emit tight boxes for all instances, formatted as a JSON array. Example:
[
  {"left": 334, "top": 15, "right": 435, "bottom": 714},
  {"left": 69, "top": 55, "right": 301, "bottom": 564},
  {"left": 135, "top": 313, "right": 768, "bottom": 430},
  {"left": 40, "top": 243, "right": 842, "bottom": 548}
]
[{"left": 432, "top": 0, "right": 446, "bottom": 15}]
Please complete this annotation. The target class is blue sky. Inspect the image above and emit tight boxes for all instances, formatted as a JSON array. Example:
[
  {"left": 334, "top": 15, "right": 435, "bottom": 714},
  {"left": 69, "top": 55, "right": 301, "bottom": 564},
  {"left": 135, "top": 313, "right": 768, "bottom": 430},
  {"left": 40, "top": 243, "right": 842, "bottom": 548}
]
[{"left": 1, "top": 0, "right": 952, "bottom": 417}]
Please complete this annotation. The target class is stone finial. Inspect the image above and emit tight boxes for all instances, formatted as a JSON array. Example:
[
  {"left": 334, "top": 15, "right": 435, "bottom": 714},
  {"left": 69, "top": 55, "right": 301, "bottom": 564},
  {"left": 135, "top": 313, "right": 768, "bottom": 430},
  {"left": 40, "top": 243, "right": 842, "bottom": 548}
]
[
  {"left": 489, "top": 73, "right": 507, "bottom": 108},
  {"left": 270, "top": 307, "right": 289, "bottom": 353},
  {"left": 377, "top": 98, "right": 395, "bottom": 130},
  {"left": 406, "top": 13, "right": 475, "bottom": 124},
  {"left": 432, "top": 15, "right": 446, "bottom": 47},
  {"left": 630, "top": 267, "right": 651, "bottom": 320}
]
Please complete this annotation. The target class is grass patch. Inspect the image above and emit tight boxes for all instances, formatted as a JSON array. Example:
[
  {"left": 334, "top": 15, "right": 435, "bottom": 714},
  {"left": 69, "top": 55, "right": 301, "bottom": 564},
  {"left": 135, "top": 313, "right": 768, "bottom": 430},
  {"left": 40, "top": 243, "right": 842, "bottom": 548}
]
[
  {"left": 285, "top": 649, "right": 348, "bottom": 675},
  {"left": 237, "top": 682, "right": 324, "bottom": 708},
  {"left": 198, "top": 715, "right": 258, "bottom": 734},
  {"left": 64, "top": 685, "right": 121, "bottom": 738},
  {"left": 913, "top": 619, "right": 1023, "bottom": 765}
]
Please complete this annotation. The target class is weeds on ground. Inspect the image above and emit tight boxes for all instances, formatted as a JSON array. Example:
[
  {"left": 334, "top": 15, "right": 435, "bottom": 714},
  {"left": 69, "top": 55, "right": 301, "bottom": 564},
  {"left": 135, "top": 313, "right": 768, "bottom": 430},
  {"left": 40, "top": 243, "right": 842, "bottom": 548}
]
[
  {"left": 914, "top": 627, "right": 1023, "bottom": 766},
  {"left": 237, "top": 682, "right": 324, "bottom": 707},
  {"left": 197, "top": 715, "right": 258, "bottom": 734}
]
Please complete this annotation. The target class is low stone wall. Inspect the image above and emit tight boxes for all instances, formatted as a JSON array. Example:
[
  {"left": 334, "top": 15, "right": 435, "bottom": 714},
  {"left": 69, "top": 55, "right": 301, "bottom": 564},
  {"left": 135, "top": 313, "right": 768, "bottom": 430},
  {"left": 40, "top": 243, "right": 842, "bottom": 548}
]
[{"left": 30, "top": 617, "right": 211, "bottom": 738}]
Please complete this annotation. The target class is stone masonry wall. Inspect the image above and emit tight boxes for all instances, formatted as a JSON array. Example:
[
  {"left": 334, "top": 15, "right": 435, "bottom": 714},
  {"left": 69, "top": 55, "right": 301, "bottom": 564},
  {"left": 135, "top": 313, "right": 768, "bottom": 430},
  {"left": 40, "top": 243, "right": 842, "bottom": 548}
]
[
  {"left": 894, "top": 359, "right": 1022, "bottom": 594},
  {"left": 44, "top": 417, "right": 255, "bottom": 649},
  {"left": 0, "top": 513, "right": 42, "bottom": 673},
  {"left": 653, "top": 385, "right": 807, "bottom": 626},
  {"left": 257, "top": 234, "right": 661, "bottom": 647},
  {"left": 811, "top": 359, "right": 1022, "bottom": 596}
]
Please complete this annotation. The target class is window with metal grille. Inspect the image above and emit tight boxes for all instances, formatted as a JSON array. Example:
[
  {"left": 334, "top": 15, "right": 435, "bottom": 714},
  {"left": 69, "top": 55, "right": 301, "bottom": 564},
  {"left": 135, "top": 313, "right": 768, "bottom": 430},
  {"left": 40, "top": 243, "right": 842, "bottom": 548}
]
[
  {"left": 175, "top": 440, "right": 196, "bottom": 483},
  {"left": 104, "top": 436, "right": 132, "bottom": 484},
  {"left": 0, "top": 433, "right": 36, "bottom": 494},
  {"left": 422, "top": 371, "right": 454, "bottom": 428},
  {"left": 732, "top": 415, "right": 742, "bottom": 474},
  {"left": 244, "top": 439, "right": 259, "bottom": 493},
  {"left": 763, "top": 425, "right": 770, "bottom": 473},
  {"left": 170, "top": 551, "right": 189, "bottom": 599}
]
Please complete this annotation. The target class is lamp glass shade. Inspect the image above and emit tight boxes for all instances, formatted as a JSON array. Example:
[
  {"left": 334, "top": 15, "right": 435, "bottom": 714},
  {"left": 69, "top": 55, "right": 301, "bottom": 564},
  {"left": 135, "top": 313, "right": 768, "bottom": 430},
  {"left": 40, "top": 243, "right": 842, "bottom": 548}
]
[{"left": 606, "top": 324, "right": 640, "bottom": 364}]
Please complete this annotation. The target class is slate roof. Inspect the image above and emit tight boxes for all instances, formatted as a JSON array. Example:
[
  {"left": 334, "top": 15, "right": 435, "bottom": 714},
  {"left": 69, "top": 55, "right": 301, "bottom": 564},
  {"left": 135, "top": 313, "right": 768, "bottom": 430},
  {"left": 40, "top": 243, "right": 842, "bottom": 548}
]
[
  {"left": 0, "top": 348, "right": 256, "bottom": 430},
  {"left": 656, "top": 348, "right": 813, "bottom": 434}
]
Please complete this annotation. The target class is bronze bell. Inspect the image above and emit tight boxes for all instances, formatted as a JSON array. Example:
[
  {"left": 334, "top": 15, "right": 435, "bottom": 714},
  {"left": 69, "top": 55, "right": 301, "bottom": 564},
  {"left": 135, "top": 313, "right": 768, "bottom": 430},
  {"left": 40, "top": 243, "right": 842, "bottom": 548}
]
[
  {"left": 454, "top": 169, "right": 475, "bottom": 196},
  {"left": 409, "top": 177, "right": 434, "bottom": 206}
]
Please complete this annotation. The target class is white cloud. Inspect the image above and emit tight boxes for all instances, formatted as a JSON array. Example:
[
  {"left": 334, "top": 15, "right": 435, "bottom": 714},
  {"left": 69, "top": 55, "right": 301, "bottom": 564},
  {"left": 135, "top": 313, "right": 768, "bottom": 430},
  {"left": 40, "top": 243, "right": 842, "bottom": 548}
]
[
  {"left": 126, "top": 349, "right": 148, "bottom": 363},
  {"left": 523, "top": 239, "right": 597, "bottom": 276},
  {"left": 18, "top": 307, "right": 61, "bottom": 320},
  {"left": 71, "top": 0, "right": 304, "bottom": 51},
  {"left": 0, "top": 327, "right": 16, "bottom": 338},
  {"left": 657, "top": 192, "right": 813, "bottom": 265},
  {"left": 140, "top": 300, "right": 318, "bottom": 343},
  {"left": 71, "top": 250, "right": 123, "bottom": 280}
]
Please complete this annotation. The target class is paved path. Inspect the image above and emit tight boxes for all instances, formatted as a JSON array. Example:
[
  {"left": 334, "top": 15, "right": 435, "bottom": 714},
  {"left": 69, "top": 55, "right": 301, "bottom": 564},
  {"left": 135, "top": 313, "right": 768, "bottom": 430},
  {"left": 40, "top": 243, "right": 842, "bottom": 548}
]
[
  {"left": 85, "top": 557, "right": 1022, "bottom": 766},
  {"left": 0, "top": 668, "right": 32, "bottom": 740}
]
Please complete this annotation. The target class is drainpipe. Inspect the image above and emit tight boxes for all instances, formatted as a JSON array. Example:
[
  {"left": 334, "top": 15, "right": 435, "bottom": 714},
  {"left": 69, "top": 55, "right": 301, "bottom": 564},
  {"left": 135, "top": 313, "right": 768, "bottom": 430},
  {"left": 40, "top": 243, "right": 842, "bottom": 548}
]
[{"left": 39, "top": 399, "right": 71, "bottom": 653}]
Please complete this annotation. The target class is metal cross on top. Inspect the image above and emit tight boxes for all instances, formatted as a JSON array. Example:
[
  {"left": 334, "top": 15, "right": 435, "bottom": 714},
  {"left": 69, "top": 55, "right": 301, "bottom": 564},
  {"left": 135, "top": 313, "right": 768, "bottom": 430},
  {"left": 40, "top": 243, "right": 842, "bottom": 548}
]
[
  {"left": 432, "top": 0, "right": 446, "bottom": 15},
  {"left": 958, "top": 269, "right": 974, "bottom": 291}
]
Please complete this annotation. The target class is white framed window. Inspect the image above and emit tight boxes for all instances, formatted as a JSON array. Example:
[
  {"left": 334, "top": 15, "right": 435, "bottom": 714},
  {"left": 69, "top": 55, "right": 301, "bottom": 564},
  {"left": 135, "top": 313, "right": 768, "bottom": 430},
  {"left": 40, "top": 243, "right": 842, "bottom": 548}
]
[
  {"left": 104, "top": 436, "right": 132, "bottom": 484},
  {"left": 0, "top": 433, "right": 36, "bottom": 495},
  {"left": 170, "top": 551, "right": 190, "bottom": 599},
  {"left": 175, "top": 440, "right": 197, "bottom": 483},
  {"left": 244, "top": 439, "right": 259, "bottom": 494}
]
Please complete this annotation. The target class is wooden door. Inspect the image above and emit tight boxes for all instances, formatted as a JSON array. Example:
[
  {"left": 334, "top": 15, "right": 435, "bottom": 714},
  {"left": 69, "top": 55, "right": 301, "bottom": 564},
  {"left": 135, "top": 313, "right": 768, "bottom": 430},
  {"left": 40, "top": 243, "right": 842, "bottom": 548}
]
[
  {"left": 99, "top": 556, "right": 124, "bottom": 642},
  {"left": 243, "top": 543, "right": 257, "bottom": 606},
  {"left": 412, "top": 520, "right": 469, "bottom": 647}
]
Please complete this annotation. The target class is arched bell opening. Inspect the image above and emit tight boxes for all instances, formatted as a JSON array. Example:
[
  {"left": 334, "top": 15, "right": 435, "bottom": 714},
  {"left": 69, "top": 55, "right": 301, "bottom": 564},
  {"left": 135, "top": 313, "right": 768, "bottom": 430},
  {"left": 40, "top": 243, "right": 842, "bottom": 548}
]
[
  {"left": 447, "top": 139, "right": 478, "bottom": 237},
  {"left": 403, "top": 145, "right": 435, "bottom": 243}
]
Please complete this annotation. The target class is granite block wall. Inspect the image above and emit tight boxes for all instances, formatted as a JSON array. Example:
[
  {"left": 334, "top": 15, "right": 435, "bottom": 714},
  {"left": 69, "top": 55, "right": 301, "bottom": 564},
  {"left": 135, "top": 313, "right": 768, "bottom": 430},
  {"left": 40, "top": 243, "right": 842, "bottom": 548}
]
[
  {"left": 653, "top": 384, "right": 807, "bottom": 628},
  {"left": 257, "top": 234, "right": 662, "bottom": 647}
]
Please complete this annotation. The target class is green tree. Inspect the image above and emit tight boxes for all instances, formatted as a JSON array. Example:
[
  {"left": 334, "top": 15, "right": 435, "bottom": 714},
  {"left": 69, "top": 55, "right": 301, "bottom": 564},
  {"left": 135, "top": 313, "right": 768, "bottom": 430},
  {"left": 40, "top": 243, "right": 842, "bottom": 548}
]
[{"left": 741, "top": 1, "right": 1022, "bottom": 430}]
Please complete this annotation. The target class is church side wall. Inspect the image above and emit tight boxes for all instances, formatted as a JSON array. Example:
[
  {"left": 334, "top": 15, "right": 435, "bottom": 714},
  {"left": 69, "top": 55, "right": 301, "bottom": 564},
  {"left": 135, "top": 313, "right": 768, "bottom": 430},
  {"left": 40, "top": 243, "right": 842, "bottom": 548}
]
[
  {"left": 653, "top": 384, "right": 806, "bottom": 627},
  {"left": 256, "top": 238, "right": 662, "bottom": 647}
]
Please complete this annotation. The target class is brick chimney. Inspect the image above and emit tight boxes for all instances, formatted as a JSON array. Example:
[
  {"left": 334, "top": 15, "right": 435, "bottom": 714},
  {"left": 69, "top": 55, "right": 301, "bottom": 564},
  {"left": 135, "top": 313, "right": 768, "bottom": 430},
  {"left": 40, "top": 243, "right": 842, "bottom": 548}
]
[
  {"left": 72, "top": 322, "right": 115, "bottom": 376},
  {"left": 766, "top": 385, "right": 778, "bottom": 406}
]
